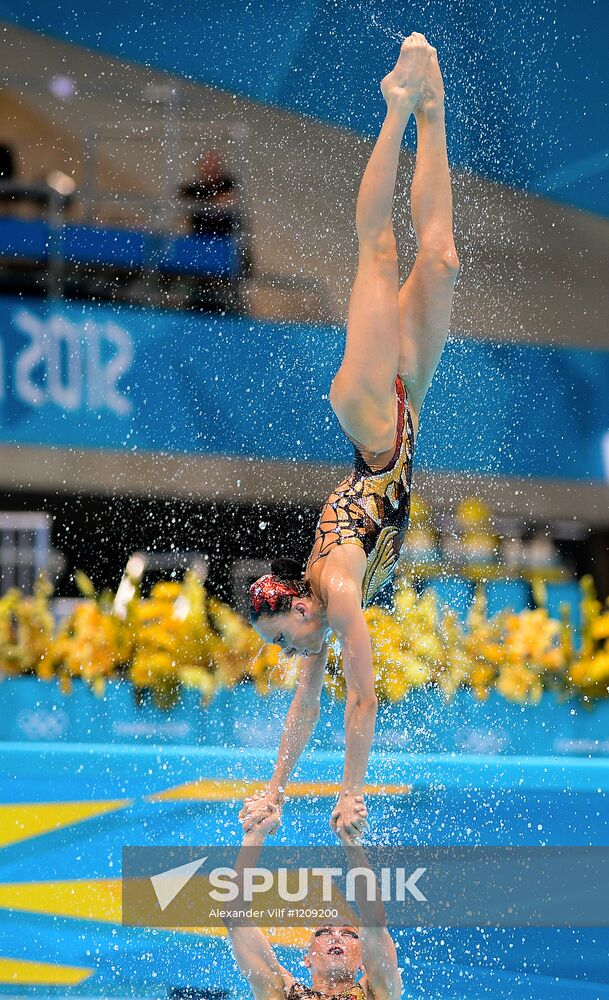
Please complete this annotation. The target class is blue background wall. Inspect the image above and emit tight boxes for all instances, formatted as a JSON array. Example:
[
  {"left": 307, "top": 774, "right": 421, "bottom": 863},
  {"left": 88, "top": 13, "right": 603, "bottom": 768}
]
[
  {"left": 1, "top": 296, "right": 608, "bottom": 482},
  {"left": 2, "top": 0, "right": 608, "bottom": 217}
]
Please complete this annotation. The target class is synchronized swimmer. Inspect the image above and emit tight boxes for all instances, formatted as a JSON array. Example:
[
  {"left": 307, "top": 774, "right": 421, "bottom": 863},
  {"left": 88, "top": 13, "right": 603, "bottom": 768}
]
[{"left": 243, "top": 33, "right": 459, "bottom": 842}]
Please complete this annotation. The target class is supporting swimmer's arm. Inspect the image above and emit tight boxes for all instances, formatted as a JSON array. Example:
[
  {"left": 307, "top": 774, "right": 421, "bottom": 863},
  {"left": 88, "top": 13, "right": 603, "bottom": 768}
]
[
  {"left": 338, "top": 817, "right": 402, "bottom": 999},
  {"left": 240, "top": 644, "right": 328, "bottom": 832},
  {"left": 326, "top": 582, "right": 378, "bottom": 838},
  {"left": 224, "top": 809, "right": 290, "bottom": 999}
]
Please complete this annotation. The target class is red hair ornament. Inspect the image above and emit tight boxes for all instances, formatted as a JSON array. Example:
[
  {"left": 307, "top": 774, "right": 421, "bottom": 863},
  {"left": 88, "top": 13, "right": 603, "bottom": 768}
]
[{"left": 249, "top": 574, "right": 299, "bottom": 614}]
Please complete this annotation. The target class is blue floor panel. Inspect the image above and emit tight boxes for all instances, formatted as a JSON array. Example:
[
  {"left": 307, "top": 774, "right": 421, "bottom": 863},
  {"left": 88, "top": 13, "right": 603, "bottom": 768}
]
[{"left": 0, "top": 745, "right": 608, "bottom": 998}]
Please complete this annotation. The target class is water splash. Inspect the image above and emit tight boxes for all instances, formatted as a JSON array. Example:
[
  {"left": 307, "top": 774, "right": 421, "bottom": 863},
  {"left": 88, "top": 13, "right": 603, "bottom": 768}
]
[{"left": 354, "top": 0, "right": 406, "bottom": 44}]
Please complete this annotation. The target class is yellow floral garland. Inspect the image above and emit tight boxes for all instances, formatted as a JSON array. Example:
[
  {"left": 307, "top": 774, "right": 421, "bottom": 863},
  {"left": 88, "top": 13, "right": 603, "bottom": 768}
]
[{"left": 1, "top": 570, "right": 608, "bottom": 709}]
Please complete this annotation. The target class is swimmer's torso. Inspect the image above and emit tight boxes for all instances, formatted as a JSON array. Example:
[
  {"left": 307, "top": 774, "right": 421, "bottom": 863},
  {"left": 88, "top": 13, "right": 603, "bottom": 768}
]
[{"left": 306, "top": 375, "right": 415, "bottom": 609}]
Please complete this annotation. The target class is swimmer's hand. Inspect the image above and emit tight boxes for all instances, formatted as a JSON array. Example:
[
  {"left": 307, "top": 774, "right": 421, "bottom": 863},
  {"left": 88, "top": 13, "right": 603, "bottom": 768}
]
[
  {"left": 330, "top": 792, "right": 368, "bottom": 843},
  {"left": 238, "top": 789, "right": 283, "bottom": 836},
  {"left": 240, "top": 798, "right": 282, "bottom": 840}
]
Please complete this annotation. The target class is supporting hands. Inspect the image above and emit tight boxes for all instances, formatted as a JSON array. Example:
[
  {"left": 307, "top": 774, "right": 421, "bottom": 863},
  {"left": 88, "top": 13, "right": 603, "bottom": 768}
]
[
  {"left": 238, "top": 789, "right": 284, "bottom": 836},
  {"left": 330, "top": 792, "right": 368, "bottom": 844}
]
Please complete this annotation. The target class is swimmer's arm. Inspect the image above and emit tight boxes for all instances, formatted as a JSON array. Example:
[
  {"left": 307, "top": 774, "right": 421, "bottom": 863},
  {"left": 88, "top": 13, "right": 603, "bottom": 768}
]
[
  {"left": 341, "top": 841, "right": 402, "bottom": 997},
  {"left": 326, "top": 584, "right": 377, "bottom": 796},
  {"left": 224, "top": 828, "right": 291, "bottom": 999},
  {"left": 267, "top": 644, "right": 328, "bottom": 801},
  {"left": 358, "top": 926, "right": 402, "bottom": 998}
]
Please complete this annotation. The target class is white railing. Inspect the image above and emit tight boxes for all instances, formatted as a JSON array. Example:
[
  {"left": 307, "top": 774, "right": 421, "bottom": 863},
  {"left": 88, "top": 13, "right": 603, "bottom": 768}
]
[{"left": 0, "top": 511, "right": 51, "bottom": 594}]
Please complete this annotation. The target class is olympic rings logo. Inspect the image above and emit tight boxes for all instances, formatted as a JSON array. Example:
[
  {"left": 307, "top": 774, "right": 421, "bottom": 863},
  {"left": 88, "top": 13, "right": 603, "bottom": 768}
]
[{"left": 17, "top": 708, "right": 69, "bottom": 741}]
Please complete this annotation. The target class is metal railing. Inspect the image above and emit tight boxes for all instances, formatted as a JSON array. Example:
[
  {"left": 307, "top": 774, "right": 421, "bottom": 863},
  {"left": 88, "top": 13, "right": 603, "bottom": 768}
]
[
  {"left": 0, "top": 511, "right": 51, "bottom": 594},
  {"left": 0, "top": 76, "right": 253, "bottom": 308}
]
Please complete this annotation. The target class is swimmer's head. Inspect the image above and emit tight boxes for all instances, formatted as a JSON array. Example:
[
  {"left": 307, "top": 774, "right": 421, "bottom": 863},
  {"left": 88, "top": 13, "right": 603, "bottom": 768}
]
[
  {"left": 304, "top": 923, "right": 364, "bottom": 980},
  {"left": 249, "top": 558, "right": 326, "bottom": 657}
]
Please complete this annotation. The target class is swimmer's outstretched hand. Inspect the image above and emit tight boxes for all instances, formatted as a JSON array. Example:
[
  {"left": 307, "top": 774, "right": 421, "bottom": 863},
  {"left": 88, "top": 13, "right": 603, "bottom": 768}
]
[
  {"left": 330, "top": 792, "right": 368, "bottom": 844},
  {"left": 239, "top": 789, "right": 283, "bottom": 836},
  {"left": 380, "top": 32, "right": 434, "bottom": 109}
]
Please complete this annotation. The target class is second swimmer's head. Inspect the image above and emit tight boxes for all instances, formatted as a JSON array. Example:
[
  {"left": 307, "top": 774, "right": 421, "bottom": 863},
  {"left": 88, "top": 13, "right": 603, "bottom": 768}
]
[{"left": 249, "top": 557, "right": 326, "bottom": 657}]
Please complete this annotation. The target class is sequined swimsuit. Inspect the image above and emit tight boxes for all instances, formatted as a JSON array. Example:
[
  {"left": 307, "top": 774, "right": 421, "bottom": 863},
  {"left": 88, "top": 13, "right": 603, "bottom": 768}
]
[
  {"left": 288, "top": 981, "right": 366, "bottom": 1000},
  {"left": 307, "top": 375, "right": 415, "bottom": 608}
]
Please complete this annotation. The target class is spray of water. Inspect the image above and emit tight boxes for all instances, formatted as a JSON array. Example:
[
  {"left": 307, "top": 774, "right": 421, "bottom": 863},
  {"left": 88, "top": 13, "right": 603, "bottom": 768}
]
[{"left": 365, "top": 5, "right": 406, "bottom": 44}]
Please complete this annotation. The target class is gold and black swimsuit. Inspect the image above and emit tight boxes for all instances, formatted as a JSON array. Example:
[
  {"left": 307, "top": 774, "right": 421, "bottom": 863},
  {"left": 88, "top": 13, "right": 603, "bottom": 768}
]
[
  {"left": 288, "top": 981, "right": 366, "bottom": 1000},
  {"left": 307, "top": 375, "right": 415, "bottom": 608}
]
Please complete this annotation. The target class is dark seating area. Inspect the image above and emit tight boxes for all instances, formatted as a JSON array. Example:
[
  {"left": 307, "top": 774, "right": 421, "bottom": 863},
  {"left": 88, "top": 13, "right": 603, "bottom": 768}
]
[{"left": 0, "top": 216, "right": 241, "bottom": 308}]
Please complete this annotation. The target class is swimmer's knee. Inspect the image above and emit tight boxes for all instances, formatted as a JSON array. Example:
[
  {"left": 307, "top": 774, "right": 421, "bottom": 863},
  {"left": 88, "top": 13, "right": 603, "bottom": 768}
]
[
  {"left": 329, "top": 374, "right": 341, "bottom": 410},
  {"left": 331, "top": 369, "right": 390, "bottom": 409},
  {"left": 329, "top": 372, "right": 340, "bottom": 398},
  {"left": 418, "top": 242, "right": 460, "bottom": 277},
  {"left": 356, "top": 224, "right": 398, "bottom": 262},
  {"left": 330, "top": 372, "right": 393, "bottom": 440},
  {"left": 330, "top": 372, "right": 353, "bottom": 420}
]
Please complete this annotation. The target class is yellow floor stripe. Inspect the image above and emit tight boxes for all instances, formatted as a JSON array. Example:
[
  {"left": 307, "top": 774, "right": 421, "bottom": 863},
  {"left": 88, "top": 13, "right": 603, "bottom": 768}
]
[
  {"left": 0, "top": 879, "right": 123, "bottom": 923},
  {"left": 0, "top": 800, "right": 132, "bottom": 848},
  {"left": 149, "top": 779, "right": 412, "bottom": 802},
  {"left": 0, "top": 880, "right": 312, "bottom": 949},
  {"left": 0, "top": 877, "right": 226, "bottom": 928},
  {"left": 0, "top": 956, "right": 93, "bottom": 986}
]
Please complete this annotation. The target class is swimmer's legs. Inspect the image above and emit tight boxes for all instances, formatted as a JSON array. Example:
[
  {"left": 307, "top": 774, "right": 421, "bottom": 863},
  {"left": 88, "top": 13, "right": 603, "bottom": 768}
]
[
  {"left": 397, "top": 49, "right": 459, "bottom": 410},
  {"left": 331, "top": 34, "right": 432, "bottom": 451}
]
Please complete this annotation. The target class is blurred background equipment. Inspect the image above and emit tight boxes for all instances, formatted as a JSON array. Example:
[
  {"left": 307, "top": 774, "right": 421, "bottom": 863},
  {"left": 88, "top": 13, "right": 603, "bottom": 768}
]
[{"left": 0, "top": 511, "right": 52, "bottom": 593}]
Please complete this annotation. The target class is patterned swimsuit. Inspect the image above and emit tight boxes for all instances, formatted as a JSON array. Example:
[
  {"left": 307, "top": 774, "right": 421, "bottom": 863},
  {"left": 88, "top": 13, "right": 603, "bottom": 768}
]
[
  {"left": 307, "top": 375, "right": 415, "bottom": 608},
  {"left": 288, "top": 981, "right": 366, "bottom": 1000}
]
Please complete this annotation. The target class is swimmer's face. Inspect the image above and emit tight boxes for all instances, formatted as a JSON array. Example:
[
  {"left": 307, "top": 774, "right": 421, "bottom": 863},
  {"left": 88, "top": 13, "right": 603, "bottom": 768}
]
[
  {"left": 254, "top": 601, "right": 325, "bottom": 657},
  {"left": 305, "top": 924, "right": 363, "bottom": 977}
]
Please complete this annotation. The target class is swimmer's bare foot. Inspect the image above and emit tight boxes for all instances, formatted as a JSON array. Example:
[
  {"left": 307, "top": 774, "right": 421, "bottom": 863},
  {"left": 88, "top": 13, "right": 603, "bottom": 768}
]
[
  {"left": 380, "top": 32, "right": 434, "bottom": 111},
  {"left": 414, "top": 46, "right": 445, "bottom": 122}
]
